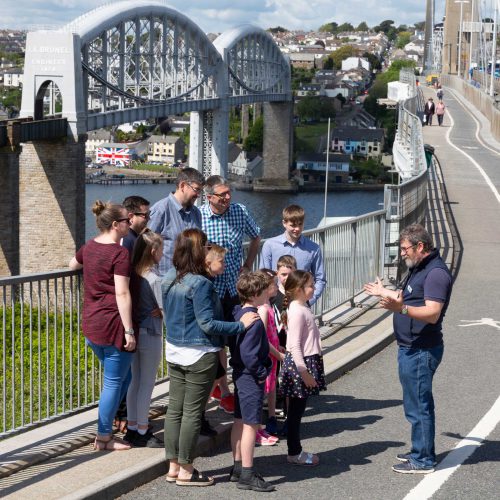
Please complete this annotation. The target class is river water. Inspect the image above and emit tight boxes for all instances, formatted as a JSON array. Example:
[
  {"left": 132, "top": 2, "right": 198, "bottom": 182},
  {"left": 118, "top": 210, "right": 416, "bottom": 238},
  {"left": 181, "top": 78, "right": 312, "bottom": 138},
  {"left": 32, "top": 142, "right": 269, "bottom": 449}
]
[{"left": 85, "top": 183, "right": 383, "bottom": 241}]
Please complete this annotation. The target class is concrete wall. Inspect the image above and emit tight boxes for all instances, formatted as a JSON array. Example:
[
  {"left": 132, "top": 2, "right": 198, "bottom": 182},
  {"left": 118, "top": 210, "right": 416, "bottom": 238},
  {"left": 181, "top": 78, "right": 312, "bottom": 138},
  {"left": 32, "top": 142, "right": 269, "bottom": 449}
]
[
  {"left": 0, "top": 149, "right": 20, "bottom": 276},
  {"left": 18, "top": 136, "right": 86, "bottom": 274},
  {"left": 441, "top": 75, "right": 500, "bottom": 141}
]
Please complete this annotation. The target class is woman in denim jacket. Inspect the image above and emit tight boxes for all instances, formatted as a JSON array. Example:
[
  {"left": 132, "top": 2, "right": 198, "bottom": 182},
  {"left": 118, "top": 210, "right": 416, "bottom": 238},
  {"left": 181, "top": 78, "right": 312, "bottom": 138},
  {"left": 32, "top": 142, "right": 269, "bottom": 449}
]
[{"left": 162, "top": 228, "right": 258, "bottom": 487}]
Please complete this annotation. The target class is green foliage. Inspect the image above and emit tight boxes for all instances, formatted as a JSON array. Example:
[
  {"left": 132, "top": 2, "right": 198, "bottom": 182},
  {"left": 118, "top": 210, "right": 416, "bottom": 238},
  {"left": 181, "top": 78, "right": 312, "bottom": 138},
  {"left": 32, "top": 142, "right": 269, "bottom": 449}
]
[
  {"left": 413, "top": 21, "right": 425, "bottom": 31},
  {"left": 319, "top": 22, "right": 338, "bottom": 33},
  {"left": 130, "top": 162, "right": 177, "bottom": 173},
  {"left": 0, "top": 87, "right": 22, "bottom": 109},
  {"left": 0, "top": 302, "right": 99, "bottom": 432},
  {"left": 291, "top": 67, "right": 315, "bottom": 90},
  {"left": 243, "top": 115, "right": 263, "bottom": 153},
  {"left": 294, "top": 122, "right": 329, "bottom": 154},
  {"left": 356, "top": 22, "right": 370, "bottom": 32},
  {"left": 337, "top": 22, "right": 355, "bottom": 33},
  {"left": 229, "top": 108, "right": 242, "bottom": 143},
  {"left": 325, "top": 45, "right": 359, "bottom": 70},
  {"left": 362, "top": 51, "right": 382, "bottom": 71},
  {"left": 296, "top": 95, "right": 336, "bottom": 122},
  {"left": 267, "top": 26, "right": 288, "bottom": 33},
  {"left": 396, "top": 31, "right": 412, "bottom": 49},
  {"left": 351, "top": 157, "right": 390, "bottom": 182}
]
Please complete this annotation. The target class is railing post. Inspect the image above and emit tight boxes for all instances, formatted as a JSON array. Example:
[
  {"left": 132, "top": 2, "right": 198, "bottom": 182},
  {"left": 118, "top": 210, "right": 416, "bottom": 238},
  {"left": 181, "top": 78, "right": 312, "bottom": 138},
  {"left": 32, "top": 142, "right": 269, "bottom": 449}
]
[{"left": 349, "top": 221, "right": 358, "bottom": 307}]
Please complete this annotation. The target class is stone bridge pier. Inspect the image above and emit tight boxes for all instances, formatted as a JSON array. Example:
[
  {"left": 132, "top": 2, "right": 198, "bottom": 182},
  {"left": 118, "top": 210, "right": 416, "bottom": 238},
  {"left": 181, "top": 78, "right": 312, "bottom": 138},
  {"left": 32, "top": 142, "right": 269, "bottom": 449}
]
[{"left": 0, "top": 133, "right": 86, "bottom": 276}]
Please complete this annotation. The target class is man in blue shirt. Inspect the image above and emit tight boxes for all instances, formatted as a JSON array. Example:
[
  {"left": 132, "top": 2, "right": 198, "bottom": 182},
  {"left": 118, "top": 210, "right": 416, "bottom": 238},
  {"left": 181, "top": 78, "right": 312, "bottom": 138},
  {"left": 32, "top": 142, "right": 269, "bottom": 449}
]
[
  {"left": 364, "top": 224, "right": 452, "bottom": 474},
  {"left": 148, "top": 168, "right": 204, "bottom": 275},
  {"left": 201, "top": 175, "right": 261, "bottom": 413},
  {"left": 260, "top": 205, "right": 326, "bottom": 306}
]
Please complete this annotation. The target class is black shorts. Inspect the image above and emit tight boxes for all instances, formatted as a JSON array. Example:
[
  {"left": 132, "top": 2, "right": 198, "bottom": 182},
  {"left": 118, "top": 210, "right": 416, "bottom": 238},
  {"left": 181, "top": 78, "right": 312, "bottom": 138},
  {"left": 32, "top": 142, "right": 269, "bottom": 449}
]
[{"left": 233, "top": 372, "right": 264, "bottom": 425}]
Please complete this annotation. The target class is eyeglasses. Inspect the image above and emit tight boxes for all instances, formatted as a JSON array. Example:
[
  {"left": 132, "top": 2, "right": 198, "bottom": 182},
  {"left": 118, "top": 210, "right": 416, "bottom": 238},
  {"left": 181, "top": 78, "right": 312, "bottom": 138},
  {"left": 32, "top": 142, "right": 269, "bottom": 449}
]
[
  {"left": 116, "top": 218, "right": 131, "bottom": 225},
  {"left": 400, "top": 244, "right": 417, "bottom": 255},
  {"left": 211, "top": 190, "right": 231, "bottom": 200},
  {"left": 186, "top": 183, "right": 202, "bottom": 195},
  {"left": 134, "top": 211, "right": 150, "bottom": 219}
]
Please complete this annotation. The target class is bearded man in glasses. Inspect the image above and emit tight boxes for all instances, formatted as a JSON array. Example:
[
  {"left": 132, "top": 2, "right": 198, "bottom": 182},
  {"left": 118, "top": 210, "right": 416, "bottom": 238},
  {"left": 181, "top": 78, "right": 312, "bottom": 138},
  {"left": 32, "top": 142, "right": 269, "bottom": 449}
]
[{"left": 364, "top": 224, "right": 452, "bottom": 475}]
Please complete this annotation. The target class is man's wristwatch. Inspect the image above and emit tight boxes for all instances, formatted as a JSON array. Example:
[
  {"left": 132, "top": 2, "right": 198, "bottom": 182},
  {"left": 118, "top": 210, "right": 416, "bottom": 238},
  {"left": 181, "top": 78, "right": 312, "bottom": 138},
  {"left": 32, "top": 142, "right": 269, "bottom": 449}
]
[
  {"left": 124, "top": 328, "right": 135, "bottom": 336},
  {"left": 401, "top": 305, "right": 409, "bottom": 315}
]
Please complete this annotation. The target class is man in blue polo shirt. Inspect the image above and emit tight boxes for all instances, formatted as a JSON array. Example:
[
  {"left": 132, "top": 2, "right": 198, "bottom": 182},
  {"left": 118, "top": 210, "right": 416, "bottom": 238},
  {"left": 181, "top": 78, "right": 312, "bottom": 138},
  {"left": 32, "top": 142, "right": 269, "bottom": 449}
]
[
  {"left": 364, "top": 224, "right": 452, "bottom": 474},
  {"left": 260, "top": 204, "right": 326, "bottom": 306}
]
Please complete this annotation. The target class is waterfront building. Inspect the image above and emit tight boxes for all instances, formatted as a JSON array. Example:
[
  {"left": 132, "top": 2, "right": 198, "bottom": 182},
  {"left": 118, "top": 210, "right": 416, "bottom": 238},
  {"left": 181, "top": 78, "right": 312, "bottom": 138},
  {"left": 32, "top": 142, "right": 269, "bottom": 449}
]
[
  {"left": 295, "top": 153, "right": 351, "bottom": 185},
  {"left": 146, "top": 135, "right": 185, "bottom": 164},
  {"left": 85, "top": 129, "right": 114, "bottom": 158},
  {"left": 331, "top": 126, "right": 384, "bottom": 158}
]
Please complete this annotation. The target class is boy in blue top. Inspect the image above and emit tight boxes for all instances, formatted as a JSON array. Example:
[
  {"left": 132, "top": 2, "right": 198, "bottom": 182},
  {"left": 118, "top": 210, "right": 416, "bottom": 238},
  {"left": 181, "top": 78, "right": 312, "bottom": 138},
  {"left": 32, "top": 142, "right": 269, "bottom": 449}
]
[{"left": 230, "top": 271, "right": 275, "bottom": 493}]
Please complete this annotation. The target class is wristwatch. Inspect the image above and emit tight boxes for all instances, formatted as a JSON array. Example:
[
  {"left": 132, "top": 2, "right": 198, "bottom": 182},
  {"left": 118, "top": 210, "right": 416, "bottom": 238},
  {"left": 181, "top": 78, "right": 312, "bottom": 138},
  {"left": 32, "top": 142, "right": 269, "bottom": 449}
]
[
  {"left": 124, "top": 328, "right": 135, "bottom": 336},
  {"left": 401, "top": 305, "right": 409, "bottom": 315}
]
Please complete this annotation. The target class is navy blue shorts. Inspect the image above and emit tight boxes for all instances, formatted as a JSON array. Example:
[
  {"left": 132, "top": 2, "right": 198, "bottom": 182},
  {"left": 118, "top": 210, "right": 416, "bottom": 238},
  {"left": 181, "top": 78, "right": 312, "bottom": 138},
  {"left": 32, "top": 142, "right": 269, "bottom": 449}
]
[{"left": 233, "top": 372, "right": 264, "bottom": 425}]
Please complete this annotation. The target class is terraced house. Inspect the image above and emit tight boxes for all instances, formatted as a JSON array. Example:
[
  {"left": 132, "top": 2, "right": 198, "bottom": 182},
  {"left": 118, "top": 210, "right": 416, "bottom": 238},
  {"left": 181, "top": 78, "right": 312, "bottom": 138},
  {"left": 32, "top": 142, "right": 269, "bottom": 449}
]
[{"left": 331, "top": 126, "right": 384, "bottom": 158}]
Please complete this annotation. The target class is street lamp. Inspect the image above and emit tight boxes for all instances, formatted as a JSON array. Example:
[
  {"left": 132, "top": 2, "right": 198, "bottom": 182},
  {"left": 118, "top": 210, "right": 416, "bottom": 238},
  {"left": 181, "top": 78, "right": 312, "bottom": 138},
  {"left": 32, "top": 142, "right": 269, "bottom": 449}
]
[{"left": 455, "top": 0, "right": 470, "bottom": 79}]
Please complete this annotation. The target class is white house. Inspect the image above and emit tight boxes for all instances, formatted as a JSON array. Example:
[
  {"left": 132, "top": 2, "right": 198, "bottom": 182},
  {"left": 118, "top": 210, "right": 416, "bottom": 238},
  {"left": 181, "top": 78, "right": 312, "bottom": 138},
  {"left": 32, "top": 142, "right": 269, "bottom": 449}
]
[
  {"left": 341, "top": 57, "right": 370, "bottom": 72},
  {"left": 2, "top": 68, "right": 23, "bottom": 87}
]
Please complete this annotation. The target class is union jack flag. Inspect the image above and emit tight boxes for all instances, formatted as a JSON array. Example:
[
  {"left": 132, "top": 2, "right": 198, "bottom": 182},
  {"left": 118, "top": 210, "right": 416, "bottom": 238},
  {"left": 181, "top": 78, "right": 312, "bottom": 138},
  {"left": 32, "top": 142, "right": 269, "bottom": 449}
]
[{"left": 96, "top": 146, "right": 131, "bottom": 167}]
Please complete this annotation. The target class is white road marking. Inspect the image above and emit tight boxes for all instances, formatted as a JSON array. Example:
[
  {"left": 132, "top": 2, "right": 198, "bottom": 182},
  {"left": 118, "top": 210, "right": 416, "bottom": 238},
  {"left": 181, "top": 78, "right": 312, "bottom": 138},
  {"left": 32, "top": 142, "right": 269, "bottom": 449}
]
[
  {"left": 403, "top": 394, "right": 500, "bottom": 500},
  {"left": 459, "top": 318, "right": 500, "bottom": 329},
  {"left": 445, "top": 100, "right": 500, "bottom": 206}
]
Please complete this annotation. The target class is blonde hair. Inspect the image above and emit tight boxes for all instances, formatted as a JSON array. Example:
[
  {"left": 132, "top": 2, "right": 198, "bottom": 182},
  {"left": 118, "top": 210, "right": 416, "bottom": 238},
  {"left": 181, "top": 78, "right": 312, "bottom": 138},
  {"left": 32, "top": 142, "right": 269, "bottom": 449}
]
[
  {"left": 276, "top": 254, "right": 297, "bottom": 271},
  {"left": 92, "top": 200, "right": 124, "bottom": 233},
  {"left": 132, "top": 228, "right": 163, "bottom": 277},
  {"left": 205, "top": 243, "right": 227, "bottom": 263}
]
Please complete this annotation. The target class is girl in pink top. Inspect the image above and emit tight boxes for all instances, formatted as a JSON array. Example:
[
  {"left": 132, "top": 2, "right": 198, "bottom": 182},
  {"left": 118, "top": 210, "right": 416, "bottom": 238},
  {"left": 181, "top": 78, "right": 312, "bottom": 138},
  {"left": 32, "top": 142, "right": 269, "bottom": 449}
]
[
  {"left": 257, "top": 270, "right": 285, "bottom": 443},
  {"left": 281, "top": 270, "right": 326, "bottom": 466}
]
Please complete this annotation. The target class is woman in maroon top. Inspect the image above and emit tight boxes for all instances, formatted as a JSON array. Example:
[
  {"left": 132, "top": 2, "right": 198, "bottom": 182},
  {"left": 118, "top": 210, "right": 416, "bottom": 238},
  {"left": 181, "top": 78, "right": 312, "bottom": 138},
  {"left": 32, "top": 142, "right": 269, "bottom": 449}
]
[{"left": 70, "top": 200, "right": 136, "bottom": 451}]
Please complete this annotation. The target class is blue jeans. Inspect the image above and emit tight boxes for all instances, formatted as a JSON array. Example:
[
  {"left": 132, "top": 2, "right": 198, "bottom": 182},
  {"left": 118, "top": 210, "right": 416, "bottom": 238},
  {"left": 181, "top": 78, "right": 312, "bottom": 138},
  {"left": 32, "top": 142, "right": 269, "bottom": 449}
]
[
  {"left": 86, "top": 340, "right": 133, "bottom": 435},
  {"left": 398, "top": 345, "right": 444, "bottom": 468}
]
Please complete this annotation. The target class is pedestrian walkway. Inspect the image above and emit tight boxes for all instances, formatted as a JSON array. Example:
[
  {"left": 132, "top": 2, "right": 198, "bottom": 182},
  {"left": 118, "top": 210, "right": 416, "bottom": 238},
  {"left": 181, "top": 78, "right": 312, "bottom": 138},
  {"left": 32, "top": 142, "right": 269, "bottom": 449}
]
[{"left": 3, "top": 83, "right": 498, "bottom": 499}]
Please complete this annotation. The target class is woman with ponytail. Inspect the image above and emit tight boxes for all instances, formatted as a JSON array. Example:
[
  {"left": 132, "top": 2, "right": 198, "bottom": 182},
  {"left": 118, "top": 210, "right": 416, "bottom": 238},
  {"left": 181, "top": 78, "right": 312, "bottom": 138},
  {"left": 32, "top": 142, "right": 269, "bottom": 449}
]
[{"left": 69, "top": 200, "right": 135, "bottom": 451}]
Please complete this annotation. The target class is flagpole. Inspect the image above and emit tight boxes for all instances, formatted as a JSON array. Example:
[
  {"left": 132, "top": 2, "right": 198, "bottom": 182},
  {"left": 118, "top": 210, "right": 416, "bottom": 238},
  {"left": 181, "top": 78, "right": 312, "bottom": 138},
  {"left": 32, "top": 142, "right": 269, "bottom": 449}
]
[{"left": 323, "top": 117, "right": 331, "bottom": 224}]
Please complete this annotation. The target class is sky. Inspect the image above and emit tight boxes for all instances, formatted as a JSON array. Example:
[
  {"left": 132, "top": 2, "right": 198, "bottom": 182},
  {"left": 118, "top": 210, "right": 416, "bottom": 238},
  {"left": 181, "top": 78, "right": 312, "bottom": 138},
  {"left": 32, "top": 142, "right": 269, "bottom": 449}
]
[{"left": 0, "top": 0, "right": 445, "bottom": 34}]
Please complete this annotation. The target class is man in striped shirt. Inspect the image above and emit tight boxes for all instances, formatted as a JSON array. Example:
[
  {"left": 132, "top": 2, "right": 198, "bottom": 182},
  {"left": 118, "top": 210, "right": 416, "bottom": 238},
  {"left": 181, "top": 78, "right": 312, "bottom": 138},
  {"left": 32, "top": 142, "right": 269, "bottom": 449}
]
[{"left": 148, "top": 168, "right": 205, "bottom": 275}]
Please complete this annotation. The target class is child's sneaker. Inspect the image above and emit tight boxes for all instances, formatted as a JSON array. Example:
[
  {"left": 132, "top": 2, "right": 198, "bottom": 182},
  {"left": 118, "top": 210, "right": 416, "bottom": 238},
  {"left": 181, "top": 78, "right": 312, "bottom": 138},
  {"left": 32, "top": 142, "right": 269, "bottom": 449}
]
[
  {"left": 255, "top": 429, "right": 278, "bottom": 446},
  {"left": 219, "top": 393, "right": 235, "bottom": 414},
  {"left": 265, "top": 416, "right": 278, "bottom": 436}
]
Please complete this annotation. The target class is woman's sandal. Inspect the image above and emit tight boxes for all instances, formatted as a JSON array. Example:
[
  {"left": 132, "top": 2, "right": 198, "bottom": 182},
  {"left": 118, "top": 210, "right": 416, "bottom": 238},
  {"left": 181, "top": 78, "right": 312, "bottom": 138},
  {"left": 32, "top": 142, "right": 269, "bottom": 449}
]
[
  {"left": 175, "top": 468, "right": 214, "bottom": 487},
  {"left": 93, "top": 436, "right": 131, "bottom": 451},
  {"left": 287, "top": 451, "right": 319, "bottom": 466},
  {"left": 166, "top": 473, "right": 178, "bottom": 483}
]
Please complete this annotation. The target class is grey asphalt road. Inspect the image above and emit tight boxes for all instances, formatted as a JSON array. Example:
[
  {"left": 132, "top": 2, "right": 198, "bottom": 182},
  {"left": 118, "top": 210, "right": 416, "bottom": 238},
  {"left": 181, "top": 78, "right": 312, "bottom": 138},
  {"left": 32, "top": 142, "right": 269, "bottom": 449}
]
[{"left": 121, "top": 88, "right": 500, "bottom": 500}]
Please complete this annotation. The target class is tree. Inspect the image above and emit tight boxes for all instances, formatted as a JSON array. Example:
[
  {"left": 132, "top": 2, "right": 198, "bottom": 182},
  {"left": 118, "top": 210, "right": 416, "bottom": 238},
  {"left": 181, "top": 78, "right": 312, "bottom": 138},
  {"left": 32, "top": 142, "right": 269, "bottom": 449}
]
[
  {"left": 396, "top": 31, "right": 412, "bottom": 49},
  {"left": 337, "top": 22, "right": 354, "bottom": 33},
  {"left": 296, "top": 95, "right": 336, "bottom": 121},
  {"left": 373, "top": 20, "right": 395, "bottom": 34},
  {"left": 326, "top": 45, "right": 359, "bottom": 70},
  {"left": 291, "top": 66, "right": 315, "bottom": 90},
  {"left": 243, "top": 115, "right": 263, "bottom": 152},
  {"left": 268, "top": 26, "right": 288, "bottom": 33},
  {"left": 362, "top": 51, "right": 382, "bottom": 71},
  {"left": 319, "top": 22, "right": 338, "bottom": 33},
  {"left": 413, "top": 21, "right": 425, "bottom": 31},
  {"left": 356, "top": 22, "right": 369, "bottom": 32},
  {"left": 397, "top": 24, "right": 408, "bottom": 32}
]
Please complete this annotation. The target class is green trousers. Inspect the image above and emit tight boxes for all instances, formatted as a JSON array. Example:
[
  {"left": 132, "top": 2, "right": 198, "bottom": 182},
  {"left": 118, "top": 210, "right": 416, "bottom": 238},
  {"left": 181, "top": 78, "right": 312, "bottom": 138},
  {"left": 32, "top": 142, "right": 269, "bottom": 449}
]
[{"left": 164, "top": 351, "right": 218, "bottom": 464}]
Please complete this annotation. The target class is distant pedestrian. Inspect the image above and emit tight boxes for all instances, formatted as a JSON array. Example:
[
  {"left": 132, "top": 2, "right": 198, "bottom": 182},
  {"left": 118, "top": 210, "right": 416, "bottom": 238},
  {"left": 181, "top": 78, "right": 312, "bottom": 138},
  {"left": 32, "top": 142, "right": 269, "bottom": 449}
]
[
  {"left": 436, "top": 100, "right": 446, "bottom": 126},
  {"left": 424, "top": 98, "right": 435, "bottom": 126},
  {"left": 124, "top": 229, "right": 164, "bottom": 448},
  {"left": 436, "top": 87, "right": 443, "bottom": 100},
  {"left": 69, "top": 201, "right": 135, "bottom": 451},
  {"left": 281, "top": 270, "right": 326, "bottom": 466},
  {"left": 148, "top": 167, "right": 204, "bottom": 275},
  {"left": 364, "top": 224, "right": 452, "bottom": 474}
]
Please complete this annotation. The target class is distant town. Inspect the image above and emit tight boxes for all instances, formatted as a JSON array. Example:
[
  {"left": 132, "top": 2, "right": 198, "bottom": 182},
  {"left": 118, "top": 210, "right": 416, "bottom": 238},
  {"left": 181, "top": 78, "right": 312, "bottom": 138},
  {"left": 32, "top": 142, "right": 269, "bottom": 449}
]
[{"left": 0, "top": 20, "right": 430, "bottom": 189}]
